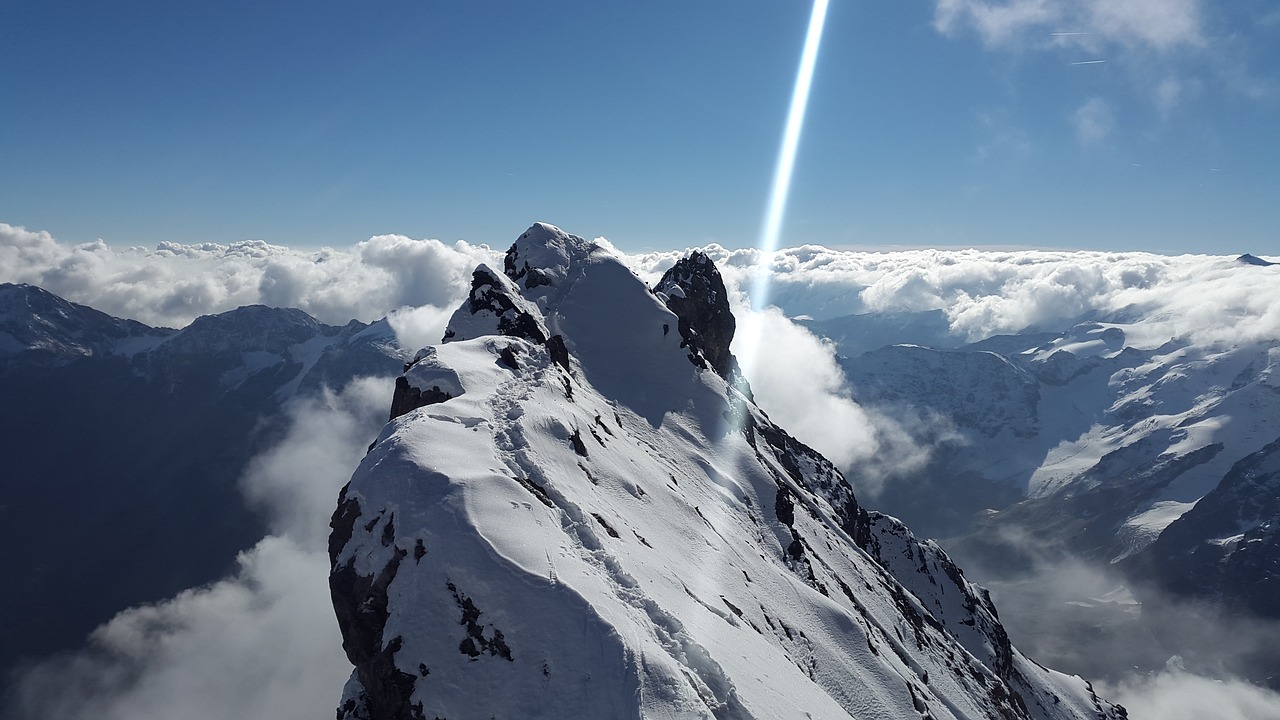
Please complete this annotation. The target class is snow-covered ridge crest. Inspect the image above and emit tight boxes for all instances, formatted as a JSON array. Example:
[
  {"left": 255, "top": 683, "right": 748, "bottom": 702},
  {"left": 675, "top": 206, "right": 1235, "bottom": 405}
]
[{"left": 328, "top": 223, "right": 1124, "bottom": 720}]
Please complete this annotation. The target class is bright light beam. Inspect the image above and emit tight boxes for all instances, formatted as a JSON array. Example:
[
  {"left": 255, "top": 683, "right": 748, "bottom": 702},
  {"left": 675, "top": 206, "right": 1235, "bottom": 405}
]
[{"left": 752, "top": 0, "right": 830, "bottom": 312}]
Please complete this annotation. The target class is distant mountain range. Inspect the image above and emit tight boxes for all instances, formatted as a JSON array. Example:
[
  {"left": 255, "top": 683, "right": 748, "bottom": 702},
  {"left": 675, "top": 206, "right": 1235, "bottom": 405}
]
[
  {"left": 3, "top": 241, "right": 1277, "bottom": 708},
  {"left": 0, "top": 282, "right": 405, "bottom": 673},
  {"left": 809, "top": 286, "right": 1280, "bottom": 685}
]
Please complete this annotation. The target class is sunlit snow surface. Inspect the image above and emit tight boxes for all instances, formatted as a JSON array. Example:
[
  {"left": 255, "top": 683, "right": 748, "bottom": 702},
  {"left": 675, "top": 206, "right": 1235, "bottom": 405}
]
[{"left": 334, "top": 225, "right": 1118, "bottom": 719}]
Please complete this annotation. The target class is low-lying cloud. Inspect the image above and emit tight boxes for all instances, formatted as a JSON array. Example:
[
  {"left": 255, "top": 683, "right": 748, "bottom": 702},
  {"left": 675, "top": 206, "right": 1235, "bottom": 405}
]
[
  {"left": 3, "top": 377, "right": 392, "bottom": 720},
  {"left": 955, "top": 528, "right": 1280, "bottom": 720},
  {"left": 0, "top": 222, "right": 497, "bottom": 329},
  {"left": 631, "top": 244, "right": 1280, "bottom": 350},
  {"left": 733, "top": 304, "right": 939, "bottom": 484},
  {"left": 6, "top": 223, "right": 1280, "bottom": 719},
  {"left": 9, "top": 222, "right": 1277, "bottom": 354},
  {"left": 1106, "top": 666, "right": 1280, "bottom": 720}
]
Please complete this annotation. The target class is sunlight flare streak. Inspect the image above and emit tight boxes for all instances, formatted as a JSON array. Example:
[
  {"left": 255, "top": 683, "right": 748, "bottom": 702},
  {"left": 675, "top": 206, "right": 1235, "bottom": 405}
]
[{"left": 751, "top": 0, "right": 830, "bottom": 314}]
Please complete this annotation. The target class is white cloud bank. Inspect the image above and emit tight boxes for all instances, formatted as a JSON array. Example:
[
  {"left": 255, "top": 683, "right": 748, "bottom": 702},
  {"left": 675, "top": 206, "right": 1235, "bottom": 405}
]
[
  {"left": 4, "top": 223, "right": 1280, "bottom": 719},
  {"left": 629, "top": 244, "right": 1280, "bottom": 350},
  {"left": 732, "top": 304, "right": 949, "bottom": 493},
  {"left": 8, "top": 222, "right": 1276, "bottom": 353},
  {"left": 0, "top": 222, "right": 498, "bottom": 329},
  {"left": 1107, "top": 666, "right": 1280, "bottom": 720}
]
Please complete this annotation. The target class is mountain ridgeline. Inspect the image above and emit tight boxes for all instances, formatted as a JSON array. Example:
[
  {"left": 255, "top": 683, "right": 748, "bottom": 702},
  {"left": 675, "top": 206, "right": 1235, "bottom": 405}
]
[
  {"left": 328, "top": 224, "right": 1124, "bottom": 720},
  {"left": 0, "top": 283, "right": 404, "bottom": 675}
]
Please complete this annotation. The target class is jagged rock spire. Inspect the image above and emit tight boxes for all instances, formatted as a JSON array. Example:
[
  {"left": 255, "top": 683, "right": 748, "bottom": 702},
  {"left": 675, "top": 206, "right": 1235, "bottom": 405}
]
[{"left": 653, "top": 251, "right": 737, "bottom": 379}]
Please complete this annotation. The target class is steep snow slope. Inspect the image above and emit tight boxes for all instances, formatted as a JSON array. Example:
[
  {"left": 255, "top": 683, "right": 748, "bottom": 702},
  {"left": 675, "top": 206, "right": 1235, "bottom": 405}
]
[{"left": 329, "top": 224, "right": 1122, "bottom": 720}]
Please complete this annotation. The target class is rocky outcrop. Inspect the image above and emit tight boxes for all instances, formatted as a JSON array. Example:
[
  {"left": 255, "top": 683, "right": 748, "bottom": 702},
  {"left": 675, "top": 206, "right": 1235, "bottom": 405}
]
[
  {"left": 329, "top": 488, "right": 419, "bottom": 720},
  {"left": 1237, "top": 253, "right": 1276, "bottom": 267},
  {"left": 653, "top": 251, "right": 738, "bottom": 379},
  {"left": 387, "top": 348, "right": 463, "bottom": 421},
  {"left": 443, "top": 265, "right": 548, "bottom": 345}
]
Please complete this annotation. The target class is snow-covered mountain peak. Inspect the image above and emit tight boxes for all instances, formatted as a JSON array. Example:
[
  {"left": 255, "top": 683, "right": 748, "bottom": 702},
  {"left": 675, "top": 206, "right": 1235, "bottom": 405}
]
[
  {"left": 329, "top": 225, "right": 1123, "bottom": 720},
  {"left": 503, "top": 221, "right": 598, "bottom": 295},
  {"left": 163, "top": 304, "right": 334, "bottom": 356},
  {"left": 0, "top": 281, "right": 168, "bottom": 360},
  {"left": 441, "top": 263, "right": 550, "bottom": 345}
]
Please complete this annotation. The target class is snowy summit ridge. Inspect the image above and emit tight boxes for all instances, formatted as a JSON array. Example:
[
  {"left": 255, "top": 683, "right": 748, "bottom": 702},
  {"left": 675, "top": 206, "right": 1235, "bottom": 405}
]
[{"left": 328, "top": 223, "right": 1124, "bottom": 720}]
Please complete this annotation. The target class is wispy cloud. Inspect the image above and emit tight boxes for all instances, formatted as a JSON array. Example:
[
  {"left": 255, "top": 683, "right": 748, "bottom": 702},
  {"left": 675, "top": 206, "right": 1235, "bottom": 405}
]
[
  {"left": 928, "top": 0, "right": 1280, "bottom": 125},
  {"left": 1106, "top": 667, "right": 1280, "bottom": 720},
  {"left": 934, "top": 0, "right": 1064, "bottom": 48},
  {"left": 732, "top": 304, "right": 941, "bottom": 486},
  {"left": 4, "top": 378, "right": 391, "bottom": 720},
  {"left": 969, "top": 535, "right": 1280, "bottom": 720},
  {"left": 934, "top": 0, "right": 1203, "bottom": 51},
  {"left": 1073, "top": 96, "right": 1116, "bottom": 144}
]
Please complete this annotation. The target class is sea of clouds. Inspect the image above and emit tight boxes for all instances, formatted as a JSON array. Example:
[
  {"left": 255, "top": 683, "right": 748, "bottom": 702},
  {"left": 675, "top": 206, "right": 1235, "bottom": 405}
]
[{"left": 3, "top": 222, "right": 1279, "bottom": 719}]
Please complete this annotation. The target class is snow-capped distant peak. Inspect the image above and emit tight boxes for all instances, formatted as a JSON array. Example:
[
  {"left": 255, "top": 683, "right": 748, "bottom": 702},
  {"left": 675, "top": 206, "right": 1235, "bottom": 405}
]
[{"left": 0, "top": 282, "right": 169, "bottom": 360}]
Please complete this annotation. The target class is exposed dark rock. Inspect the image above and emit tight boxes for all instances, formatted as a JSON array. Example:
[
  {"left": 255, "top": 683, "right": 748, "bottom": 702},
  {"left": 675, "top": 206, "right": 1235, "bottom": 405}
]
[
  {"left": 497, "top": 345, "right": 520, "bottom": 370},
  {"left": 381, "top": 513, "right": 396, "bottom": 547},
  {"left": 569, "top": 428, "right": 588, "bottom": 457},
  {"left": 447, "top": 581, "right": 514, "bottom": 661},
  {"left": 513, "top": 475, "right": 555, "bottom": 508},
  {"left": 504, "top": 243, "right": 553, "bottom": 290},
  {"left": 331, "top": 546, "right": 415, "bottom": 720},
  {"left": 547, "top": 334, "right": 570, "bottom": 372},
  {"left": 591, "top": 512, "right": 621, "bottom": 538},
  {"left": 1238, "top": 253, "right": 1276, "bottom": 267},
  {"left": 775, "top": 485, "right": 796, "bottom": 527},
  {"left": 653, "top": 251, "right": 738, "bottom": 379},
  {"left": 388, "top": 377, "right": 452, "bottom": 421},
  {"left": 330, "top": 484, "right": 361, "bottom": 565},
  {"left": 460, "top": 266, "right": 547, "bottom": 344}
]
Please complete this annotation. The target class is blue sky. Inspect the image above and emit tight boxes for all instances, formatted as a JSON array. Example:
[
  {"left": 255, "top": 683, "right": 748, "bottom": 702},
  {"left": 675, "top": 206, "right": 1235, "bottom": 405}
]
[{"left": 2, "top": 0, "right": 1276, "bottom": 253}]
